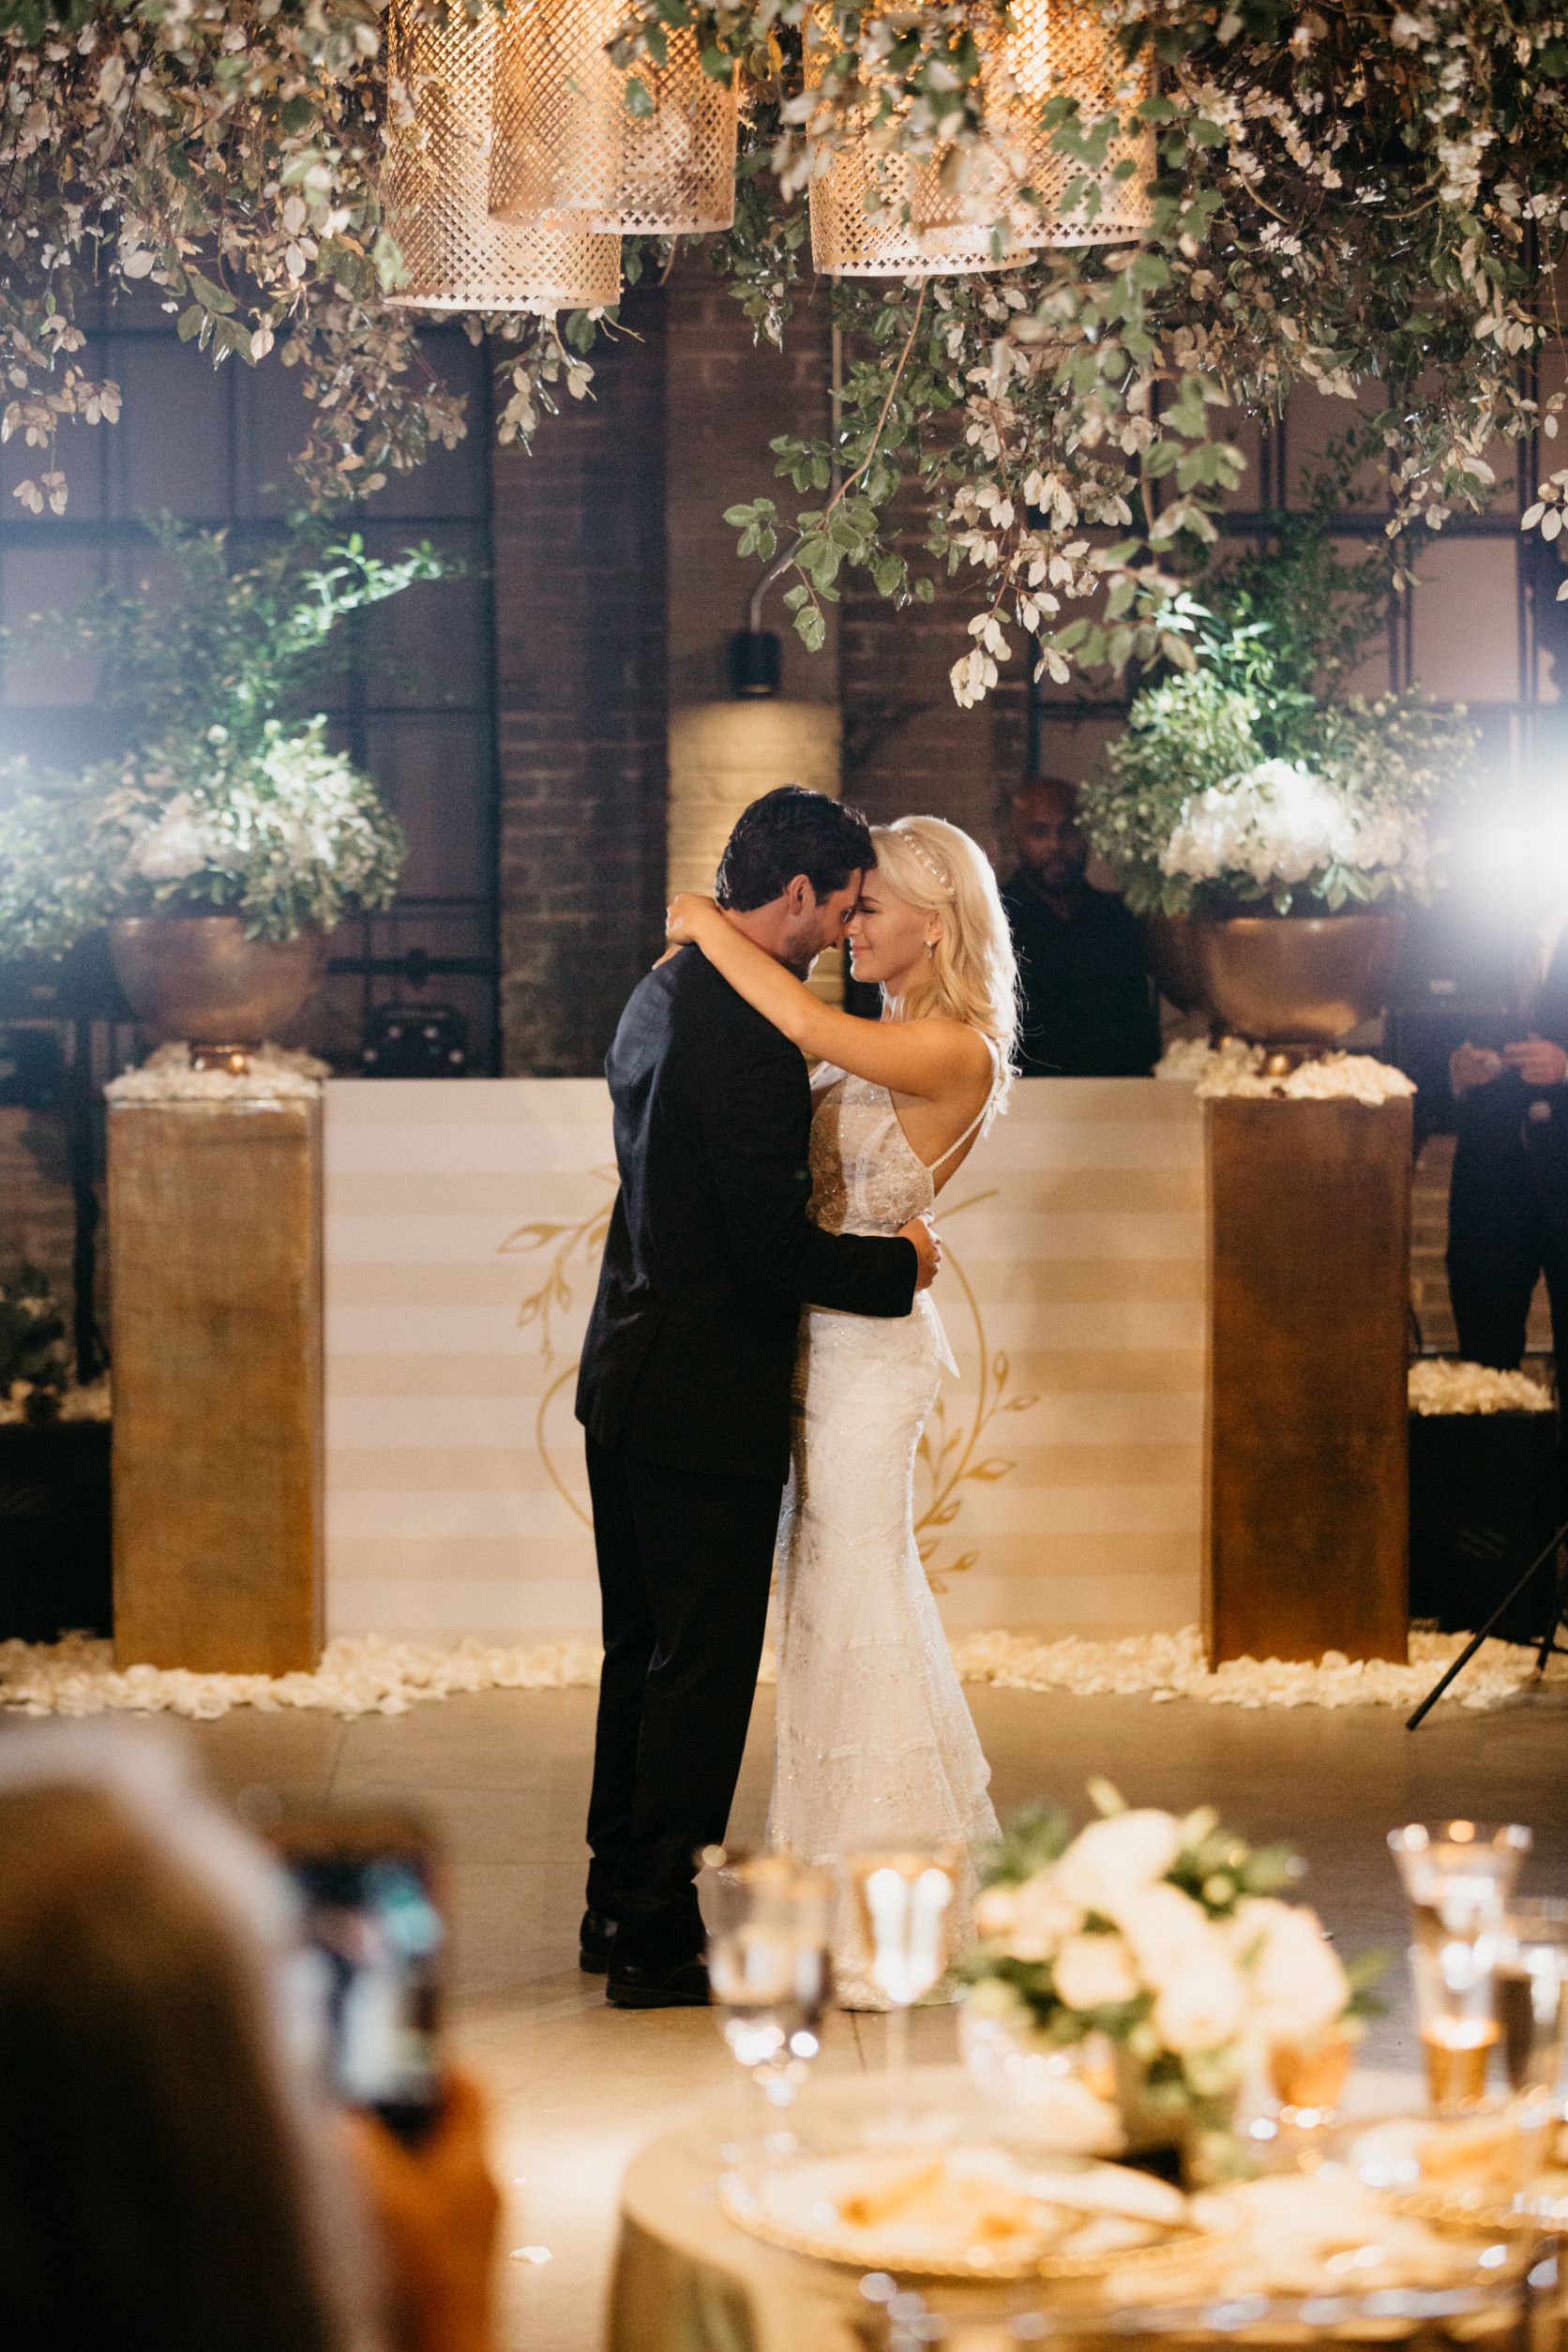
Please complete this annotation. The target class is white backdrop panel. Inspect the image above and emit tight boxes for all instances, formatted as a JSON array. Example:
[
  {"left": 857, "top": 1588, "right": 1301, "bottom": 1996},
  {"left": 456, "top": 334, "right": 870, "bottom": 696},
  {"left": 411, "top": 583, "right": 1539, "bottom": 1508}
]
[{"left": 324, "top": 1077, "right": 1205, "bottom": 1641}]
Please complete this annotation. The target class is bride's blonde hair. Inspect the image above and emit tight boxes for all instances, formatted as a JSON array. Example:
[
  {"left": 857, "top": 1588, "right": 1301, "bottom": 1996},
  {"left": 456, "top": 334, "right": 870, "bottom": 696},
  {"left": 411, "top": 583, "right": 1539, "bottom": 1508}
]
[{"left": 869, "top": 816, "right": 1018, "bottom": 1109}]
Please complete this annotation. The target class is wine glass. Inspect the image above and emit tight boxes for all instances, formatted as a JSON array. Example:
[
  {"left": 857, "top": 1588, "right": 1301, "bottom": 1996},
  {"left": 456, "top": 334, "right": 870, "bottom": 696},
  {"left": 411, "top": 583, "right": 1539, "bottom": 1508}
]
[
  {"left": 847, "top": 1844, "right": 959, "bottom": 2131},
  {"left": 1495, "top": 1899, "right": 1568, "bottom": 2096},
  {"left": 1388, "top": 1820, "right": 1531, "bottom": 2114},
  {"left": 701, "top": 1846, "right": 832, "bottom": 2159}
]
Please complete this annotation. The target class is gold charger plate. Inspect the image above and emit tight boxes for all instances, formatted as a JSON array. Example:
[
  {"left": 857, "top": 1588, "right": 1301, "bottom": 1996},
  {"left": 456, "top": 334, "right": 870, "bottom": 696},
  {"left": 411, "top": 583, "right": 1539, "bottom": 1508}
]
[{"left": 717, "top": 2151, "right": 1224, "bottom": 2284}]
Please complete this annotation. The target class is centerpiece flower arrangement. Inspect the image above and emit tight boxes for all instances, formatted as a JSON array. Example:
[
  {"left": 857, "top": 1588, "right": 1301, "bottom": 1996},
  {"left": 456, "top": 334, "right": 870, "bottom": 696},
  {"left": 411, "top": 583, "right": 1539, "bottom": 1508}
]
[
  {"left": 961, "top": 1783, "right": 1384, "bottom": 2183},
  {"left": 1078, "top": 508, "right": 1478, "bottom": 922},
  {"left": 0, "top": 520, "right": 449, "bottom": 960}
]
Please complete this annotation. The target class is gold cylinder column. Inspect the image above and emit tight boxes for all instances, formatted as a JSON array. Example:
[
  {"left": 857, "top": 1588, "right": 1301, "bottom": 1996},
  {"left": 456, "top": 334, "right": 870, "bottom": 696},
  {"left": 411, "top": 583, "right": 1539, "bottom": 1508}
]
[
  {"left": 382, "top": 0, "right": 621, "bottom": 316},
  {"left": 490, "top": 0, "right": 737, "bottom": 235}
]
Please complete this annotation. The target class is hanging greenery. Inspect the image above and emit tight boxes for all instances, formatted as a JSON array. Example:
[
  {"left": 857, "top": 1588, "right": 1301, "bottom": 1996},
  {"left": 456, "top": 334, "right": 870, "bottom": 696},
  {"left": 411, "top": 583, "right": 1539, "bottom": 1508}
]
[{"left": 6, "top": 1, "right": 1568, "bottom": 706}]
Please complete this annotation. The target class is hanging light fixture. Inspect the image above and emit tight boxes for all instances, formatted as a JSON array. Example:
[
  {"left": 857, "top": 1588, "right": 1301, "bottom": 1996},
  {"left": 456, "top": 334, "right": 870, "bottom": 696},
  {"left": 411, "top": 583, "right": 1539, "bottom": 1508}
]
[
  {"left": 489, "top": 0, "right": 738, "bottom": 236},
  {"left": 901, "top": 1, "right": 1154, "bottom": 254},
  {"left": 804, "top": 7, "right": 1029, "bottom": 280},
  {"left": 382, "top": 0, "right": 621, "bottom": 317},
  {"left": 1003, "top": 0, "right": 1155, "bottom": 249}
]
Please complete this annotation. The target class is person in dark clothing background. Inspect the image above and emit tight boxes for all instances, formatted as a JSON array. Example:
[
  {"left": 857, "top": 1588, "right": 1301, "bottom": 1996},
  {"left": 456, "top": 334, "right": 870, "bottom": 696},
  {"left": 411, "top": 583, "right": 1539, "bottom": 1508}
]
[
  {"left": 1446, "top": 896, "right": 1568, "bottom": 1388},
  {"left": 1000, "top": 776, "right": 1162, "bottom": 1078}
]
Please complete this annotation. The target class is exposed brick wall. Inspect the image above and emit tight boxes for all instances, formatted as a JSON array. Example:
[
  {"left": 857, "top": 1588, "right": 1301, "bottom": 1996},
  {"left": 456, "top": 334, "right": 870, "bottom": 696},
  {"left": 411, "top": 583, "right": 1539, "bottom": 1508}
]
[
  {"left": 839, "top": 471, "right": 1030, "bottom": 867},
  {"left": 664, "top": 255, "right": 838, "bottom": 710},
  {"left": 493, "top": 286, "right": 670, "bottom": 1077}
]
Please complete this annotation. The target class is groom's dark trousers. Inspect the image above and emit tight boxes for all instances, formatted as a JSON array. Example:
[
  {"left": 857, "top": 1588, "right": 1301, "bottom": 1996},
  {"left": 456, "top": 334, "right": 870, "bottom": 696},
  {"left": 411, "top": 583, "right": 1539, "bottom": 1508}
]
[{"left": 576, "top": 944, "right": 917, "bottom": 1966}]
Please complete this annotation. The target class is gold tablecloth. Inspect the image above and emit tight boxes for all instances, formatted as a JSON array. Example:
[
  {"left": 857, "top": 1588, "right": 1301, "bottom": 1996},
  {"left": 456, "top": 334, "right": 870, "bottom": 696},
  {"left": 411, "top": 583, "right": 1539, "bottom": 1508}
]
[{"left": 609, "top": 2068, "right": 1421, "bottom": 2352}]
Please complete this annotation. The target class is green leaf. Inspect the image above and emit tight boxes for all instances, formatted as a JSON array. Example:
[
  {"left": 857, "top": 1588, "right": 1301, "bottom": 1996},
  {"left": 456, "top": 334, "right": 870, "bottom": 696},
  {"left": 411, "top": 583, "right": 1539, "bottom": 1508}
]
[
  {"left": 279, "top": 95, "right": 315, "bottom": 136},
  {"left": 187, "top": 270, "right": 236, "bottom": 316},
  {"left": 176, "top": 305, "right": 205, "bottom": 343},
  {"left": 624, "top": 76, "right": 655, "bottom": 118},
  {"left": 794, "top": 604, "right": 826, "bottom": 653}
]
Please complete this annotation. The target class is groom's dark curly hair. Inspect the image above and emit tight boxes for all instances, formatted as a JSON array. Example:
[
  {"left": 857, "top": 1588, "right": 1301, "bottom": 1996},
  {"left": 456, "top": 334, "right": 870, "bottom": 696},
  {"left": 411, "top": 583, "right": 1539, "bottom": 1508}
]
[{"left": 715, "top": 786, "right": 875, "bottom": 912}]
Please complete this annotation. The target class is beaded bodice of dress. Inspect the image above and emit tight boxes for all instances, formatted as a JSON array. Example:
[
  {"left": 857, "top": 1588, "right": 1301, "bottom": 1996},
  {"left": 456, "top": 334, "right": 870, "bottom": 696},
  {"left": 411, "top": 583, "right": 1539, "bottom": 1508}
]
[{"left": 807, "top": 1065, "right": 935, "bottom": 1240}]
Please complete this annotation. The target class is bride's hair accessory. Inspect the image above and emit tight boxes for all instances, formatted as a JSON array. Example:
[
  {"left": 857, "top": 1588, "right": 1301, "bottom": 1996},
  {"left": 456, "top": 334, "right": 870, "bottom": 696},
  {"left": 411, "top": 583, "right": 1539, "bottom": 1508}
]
[{"left": 900, "top": 832, "right": 956, "bottom": 899}]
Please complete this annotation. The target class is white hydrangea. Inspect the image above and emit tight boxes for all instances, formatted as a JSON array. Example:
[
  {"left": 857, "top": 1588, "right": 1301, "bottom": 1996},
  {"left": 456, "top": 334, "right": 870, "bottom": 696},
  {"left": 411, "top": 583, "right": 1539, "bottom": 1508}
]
[{"left": 1160, "top": 757, "right": 1425, "bottom": 893}]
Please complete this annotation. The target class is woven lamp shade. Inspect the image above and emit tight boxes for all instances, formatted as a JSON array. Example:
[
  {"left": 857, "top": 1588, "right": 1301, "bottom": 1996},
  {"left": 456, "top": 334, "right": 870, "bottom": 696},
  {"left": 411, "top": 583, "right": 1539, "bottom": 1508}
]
[
  {"left": 1000, "top": 0, "right": 1156, "bottom": 249},
  {"left": 804, "top": 10, "right": 1028, "bottom": 279},
  {"left": 490, "top": 0, "right": 737, "bottom": 235},
  {"left": 382, "top": 0, "right": 621, "bottom": 316}
]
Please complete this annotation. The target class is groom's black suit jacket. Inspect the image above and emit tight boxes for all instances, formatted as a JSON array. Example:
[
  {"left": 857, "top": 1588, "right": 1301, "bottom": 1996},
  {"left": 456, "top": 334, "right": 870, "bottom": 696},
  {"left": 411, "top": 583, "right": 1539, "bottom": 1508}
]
[{"left": 575, "top": 943, "right": 918, "bottom": 1485}]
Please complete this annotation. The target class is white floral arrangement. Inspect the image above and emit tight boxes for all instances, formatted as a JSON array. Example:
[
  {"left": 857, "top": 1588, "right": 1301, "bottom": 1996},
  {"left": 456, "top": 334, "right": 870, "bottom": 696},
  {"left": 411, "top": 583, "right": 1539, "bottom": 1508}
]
[
  {"left": 961, "top": 1784, "right": 1383, "bottom": 2180},
  {"left": 1155, "top": 1038, "right": 1416, "bottom": 1106},
  {"left": 1161, "top": 758, "right": 1427, "bottom": 900},
  {"left": 1408, "top": 1359, "right": 1554, "bottom": 1417},
  {"left": 0, "top": 718, "right": 404, "bottom": 957},
  {"left": 106, "top": 1044, "right": 328, "bottom": 1106}
]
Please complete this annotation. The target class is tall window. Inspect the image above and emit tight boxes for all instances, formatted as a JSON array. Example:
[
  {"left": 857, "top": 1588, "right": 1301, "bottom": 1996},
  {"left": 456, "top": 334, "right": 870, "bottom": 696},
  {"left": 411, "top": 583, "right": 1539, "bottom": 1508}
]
[{"left": 0, "top": 285, "right": 503, "bottom": 1072}]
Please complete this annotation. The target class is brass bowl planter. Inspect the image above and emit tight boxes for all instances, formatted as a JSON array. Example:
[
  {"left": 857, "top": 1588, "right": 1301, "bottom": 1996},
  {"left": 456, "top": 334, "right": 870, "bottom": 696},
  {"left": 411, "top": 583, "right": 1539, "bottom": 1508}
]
[
  {"left": 108, "top": 915, "right": 328, "bottom": 1051},
  {"left": 1172, "top": 911, "right": 1404, "bottom": 1048},
  {"left": 1143, "top": 912, "right": 1206, "bottom": 1015}
]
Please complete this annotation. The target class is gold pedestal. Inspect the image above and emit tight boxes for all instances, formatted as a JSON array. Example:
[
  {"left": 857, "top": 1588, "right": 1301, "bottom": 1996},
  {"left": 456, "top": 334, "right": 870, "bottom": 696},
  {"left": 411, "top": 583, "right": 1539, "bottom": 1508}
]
[
  {"left": 1204, "top": 1097, "right": 1410, "bottom": 1667},
  {"left": 109, "top": 1099, "right": 324, "bottom": 1673}
]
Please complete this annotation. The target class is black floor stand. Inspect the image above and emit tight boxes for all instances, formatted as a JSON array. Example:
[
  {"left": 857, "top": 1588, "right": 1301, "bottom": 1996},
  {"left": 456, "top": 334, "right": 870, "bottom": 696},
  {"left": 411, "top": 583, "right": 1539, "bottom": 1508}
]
[{"left": 1406, "top": 1517, "right": 1568, "bottom": 1729}]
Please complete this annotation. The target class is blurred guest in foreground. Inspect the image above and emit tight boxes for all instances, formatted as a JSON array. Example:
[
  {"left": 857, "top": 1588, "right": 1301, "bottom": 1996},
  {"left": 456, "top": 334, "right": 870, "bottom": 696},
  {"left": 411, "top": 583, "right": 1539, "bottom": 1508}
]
[
  {"left": 1001, "top": 776, "right": 1162, "bottom": 1078},
  {"left": 0, "top": 1725, "right": 500, "bottom": 2352}
]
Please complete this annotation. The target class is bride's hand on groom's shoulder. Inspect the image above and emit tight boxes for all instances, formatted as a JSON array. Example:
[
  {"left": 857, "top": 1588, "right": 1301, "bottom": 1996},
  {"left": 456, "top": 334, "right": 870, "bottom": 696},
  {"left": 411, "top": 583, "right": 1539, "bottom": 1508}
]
[{"left": 665, "top": 892, "right": 716, "bottom": 946}]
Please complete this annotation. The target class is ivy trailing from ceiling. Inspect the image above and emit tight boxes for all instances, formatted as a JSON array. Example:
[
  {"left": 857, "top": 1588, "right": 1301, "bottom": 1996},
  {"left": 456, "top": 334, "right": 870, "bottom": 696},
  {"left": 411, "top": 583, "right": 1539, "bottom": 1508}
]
[{"left": 5, "top": 1, "right": 1568, "bottom": 706}]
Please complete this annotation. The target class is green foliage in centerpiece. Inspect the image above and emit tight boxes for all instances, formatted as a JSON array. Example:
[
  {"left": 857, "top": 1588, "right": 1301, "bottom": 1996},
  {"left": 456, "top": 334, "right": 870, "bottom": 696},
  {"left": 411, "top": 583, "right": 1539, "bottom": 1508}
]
[
  {"left": 962, "top": 1780, "right": 1385, "bottom": 2183},
  {"left": 0, "top": 523, "right": 449, "bottom": 956},
  {"left": 1078, "top": 507, "right": 1479, "bottom": 918}
]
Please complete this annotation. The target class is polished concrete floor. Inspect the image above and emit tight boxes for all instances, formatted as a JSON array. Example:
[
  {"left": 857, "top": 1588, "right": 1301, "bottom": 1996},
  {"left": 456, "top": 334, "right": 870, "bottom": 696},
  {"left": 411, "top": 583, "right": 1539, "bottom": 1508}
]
[{"left": 153, "top": 1681, "right": 1568, "bottom": 2352}]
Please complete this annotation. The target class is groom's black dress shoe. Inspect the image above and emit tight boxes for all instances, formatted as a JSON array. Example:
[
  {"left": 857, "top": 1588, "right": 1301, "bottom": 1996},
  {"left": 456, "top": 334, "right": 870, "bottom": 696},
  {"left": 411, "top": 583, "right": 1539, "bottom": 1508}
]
[
  {"left": 605, "top": 1952, "right": 710, "bottom": 2010},
  {"left": 579, "top": 1907, "right": 618, "bottom": 1974}
]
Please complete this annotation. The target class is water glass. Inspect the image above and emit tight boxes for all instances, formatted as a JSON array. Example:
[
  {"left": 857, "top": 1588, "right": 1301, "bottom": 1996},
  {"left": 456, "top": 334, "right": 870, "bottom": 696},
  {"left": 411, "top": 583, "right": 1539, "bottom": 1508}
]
[
  {"left": 1388, "top": 1820, "right": 1531, "bottom": 2113},
  {"left": 848, "top": 1844, "right": 959, "bottom": 2118},
  {"left": 702, "top": 1847, "right": 832, "bottom": 2150},
  {"left": 1495, "top": 1898, "right": 1568, "bottom": 2101}
]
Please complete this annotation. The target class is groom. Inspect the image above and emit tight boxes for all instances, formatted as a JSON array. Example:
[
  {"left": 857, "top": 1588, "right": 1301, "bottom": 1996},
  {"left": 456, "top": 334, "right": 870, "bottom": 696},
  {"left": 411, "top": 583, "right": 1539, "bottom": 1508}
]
[{"left": 575, "top": 786, "right": 938, "bottom": 2007}]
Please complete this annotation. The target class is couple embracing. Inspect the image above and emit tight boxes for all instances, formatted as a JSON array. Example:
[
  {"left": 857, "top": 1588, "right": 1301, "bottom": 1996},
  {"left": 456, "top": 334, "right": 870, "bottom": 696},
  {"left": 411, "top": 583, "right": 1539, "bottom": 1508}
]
[{"left": 574, "top": 787, "right": 1018, "bottom": 2010}]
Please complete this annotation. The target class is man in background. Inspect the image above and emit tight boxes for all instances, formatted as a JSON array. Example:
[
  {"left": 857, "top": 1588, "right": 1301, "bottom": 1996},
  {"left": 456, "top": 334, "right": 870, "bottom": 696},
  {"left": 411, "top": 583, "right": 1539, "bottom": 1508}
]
[
  {"left": 1001, "top": 776, "right": 1162, "bottom": 1078},
  {"left": 1445, "top": 890, "right": 1568, "bottom": 1385}
]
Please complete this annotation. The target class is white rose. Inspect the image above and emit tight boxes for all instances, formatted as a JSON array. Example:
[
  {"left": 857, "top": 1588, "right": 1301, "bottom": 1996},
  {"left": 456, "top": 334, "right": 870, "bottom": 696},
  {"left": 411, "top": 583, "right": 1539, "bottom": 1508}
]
[
  {"left": 1233, "top": 1899, "right": 1349, "bottom": 2045},
  {"left": 1004, "top": 1872, "right": 1085, "bottom": 1961},
  {"left": 1108, "top": 1882, "right": 1216, "bottom": 1988},
  {"left": 1053, "top": 1931, "right": 1139, "bottom": 2013},
  {"left": 975, "top": 1885, "right": 1020, "bottom": 1940},
  {"left": 1152, "top": 1953, "right": 1249, "bottom": 2054},
  {"left": 1055, "top": 1810, "right": 1182, "bottom": 1919}
]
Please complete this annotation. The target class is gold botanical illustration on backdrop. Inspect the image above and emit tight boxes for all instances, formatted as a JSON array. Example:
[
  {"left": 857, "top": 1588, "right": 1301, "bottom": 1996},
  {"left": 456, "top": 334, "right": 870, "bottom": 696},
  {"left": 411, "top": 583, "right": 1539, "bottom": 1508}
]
[{"left": 500, "top": 1180, "right": 1038, "bottom": 1583}]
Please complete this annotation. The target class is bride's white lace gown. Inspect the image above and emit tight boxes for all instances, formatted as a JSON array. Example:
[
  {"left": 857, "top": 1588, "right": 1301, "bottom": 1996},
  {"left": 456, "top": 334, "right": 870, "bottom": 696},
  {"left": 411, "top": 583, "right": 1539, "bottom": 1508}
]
[{"left": 768, "top": 1062, "right": 1002, "bottom": 2008}]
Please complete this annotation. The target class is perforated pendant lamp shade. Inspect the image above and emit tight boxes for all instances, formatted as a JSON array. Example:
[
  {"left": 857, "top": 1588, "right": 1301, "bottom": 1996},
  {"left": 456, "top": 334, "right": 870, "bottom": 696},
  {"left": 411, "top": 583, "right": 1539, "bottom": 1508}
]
[
  {"left": 1003, "top": 0, "right": 1155, "bottom": 248},
  {"left": 804, "top": 8, "right": 1029, "bottom": 279},
  {"left": 490, "top": 0, "right": 738, "bottom": 236},
  {"left": 382, "top": 0, "right": 621, "bottom": 316}
]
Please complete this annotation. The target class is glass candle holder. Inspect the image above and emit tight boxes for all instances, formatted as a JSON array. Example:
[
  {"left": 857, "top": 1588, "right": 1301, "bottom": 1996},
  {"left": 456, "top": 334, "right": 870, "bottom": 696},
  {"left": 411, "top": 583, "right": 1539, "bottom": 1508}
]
[
  {"left": 1388, "top": 1820, "right": 1531, "bottom": 2115},
  {"left": 848, "top": 1845, "right": 959, "bottom": 2126}
]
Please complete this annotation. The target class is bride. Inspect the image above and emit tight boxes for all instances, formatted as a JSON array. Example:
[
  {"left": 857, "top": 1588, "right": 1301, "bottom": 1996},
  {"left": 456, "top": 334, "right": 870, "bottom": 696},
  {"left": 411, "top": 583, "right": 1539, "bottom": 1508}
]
[{"left": 665, "top": 813, "right": 1018, "bottom": 2005}]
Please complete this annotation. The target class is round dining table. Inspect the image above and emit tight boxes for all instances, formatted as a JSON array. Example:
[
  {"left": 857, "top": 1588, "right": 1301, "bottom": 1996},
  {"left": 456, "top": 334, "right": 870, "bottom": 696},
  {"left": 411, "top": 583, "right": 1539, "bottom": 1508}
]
[{"left": 608, "top": 2065, "right": 1420, "bottom": 2352}]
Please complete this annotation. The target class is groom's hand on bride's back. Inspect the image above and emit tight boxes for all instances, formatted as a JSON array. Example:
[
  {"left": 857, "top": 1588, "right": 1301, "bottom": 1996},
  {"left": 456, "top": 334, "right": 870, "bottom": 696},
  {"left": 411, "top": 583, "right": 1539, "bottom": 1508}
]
[{"left": 899, "top": 1216, "right": 942, "bottom": 1291}]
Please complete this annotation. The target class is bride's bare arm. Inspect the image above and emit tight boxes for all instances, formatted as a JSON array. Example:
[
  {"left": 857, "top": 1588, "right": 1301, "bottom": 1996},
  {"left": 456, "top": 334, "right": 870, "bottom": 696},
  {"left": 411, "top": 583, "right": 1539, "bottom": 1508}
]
[{"left": 667, "top": 893, "right": 989, "bottom": 1103}]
